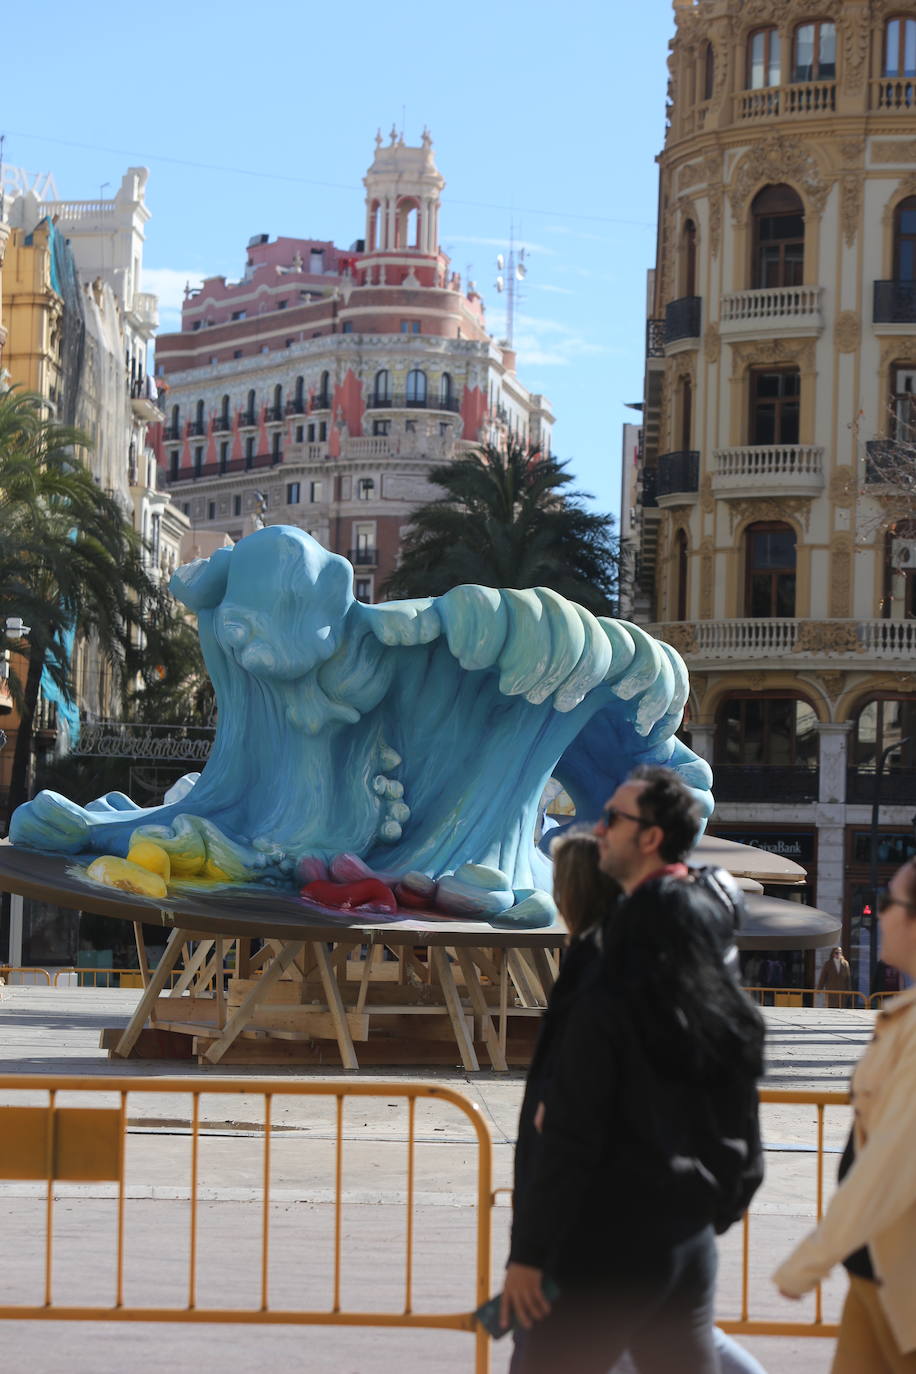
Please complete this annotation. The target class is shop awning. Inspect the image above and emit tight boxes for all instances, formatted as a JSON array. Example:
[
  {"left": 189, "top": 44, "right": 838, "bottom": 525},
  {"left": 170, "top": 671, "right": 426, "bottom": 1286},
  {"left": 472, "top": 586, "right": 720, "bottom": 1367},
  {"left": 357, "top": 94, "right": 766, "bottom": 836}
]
[
  {"left": 738, "top": 894, "right": 842, "bottom": 951},
  {"left": 691, "top": 833, "right": 807, "bottom": 886}
]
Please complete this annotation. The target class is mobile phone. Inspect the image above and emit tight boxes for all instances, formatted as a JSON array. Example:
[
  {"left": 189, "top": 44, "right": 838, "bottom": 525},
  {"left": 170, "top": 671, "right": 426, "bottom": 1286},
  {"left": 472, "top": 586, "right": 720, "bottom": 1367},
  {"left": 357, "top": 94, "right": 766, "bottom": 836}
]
[{"left": 473, "top": 1276, "right": 560, "bottom": 1339}]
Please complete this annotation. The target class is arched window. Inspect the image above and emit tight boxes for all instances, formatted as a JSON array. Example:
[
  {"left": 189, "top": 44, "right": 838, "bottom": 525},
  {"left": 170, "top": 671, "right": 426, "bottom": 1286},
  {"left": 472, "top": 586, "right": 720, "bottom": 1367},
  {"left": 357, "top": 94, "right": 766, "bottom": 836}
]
[
  {"left": 373, "top": 369, "right": 391, "bottom": 405},
  {"left": 884, "top": 16, "right": 916, "bottom": 76},
  {"left": 406, "top": 369, "right": 427, "bottom": 406},
  {"left": 702, "top": 41, "right": 715, "bottom": 101},
  {"left": 747, "top": 27, "right": 780, "bottom": 89},
  {"left": 397, "top": 199, "right": 420, "bottom": 249},
  {"left": 745, "top": 521, "right": 797, "bottom": 617},
  {"left": 294, "top": 376, "right": 305, "bottom": 412},
  {"left": 195, "top": 398, "right": 205, "bottom": 434},
  {"left": 675, "top": 529, "right": 689, "bottom": 621},
  {"left": 752, "top": 184, "right": 804, "bottom": 288},
  {"left": 369, "top": 200, "right": 381, "bottom": 252},
  {"left": 852, "top": 697, "right": 916, "bottom": 773},
  {"left": 439, "top": 372, "right": 453, "bottom": 408},
  {"left": 170, "top": 403, "right": 180, "bottom": 436},
  {"left": 678, "top": 375, "right": 693, "bottom": 450},
  {"left": 246, "top": 389, "right": 256, "bottom": 425},
  {"left": 893, "top": 196, "right": 916, "bottom": 281},
  {"left": 715, "top": 695, "right": 818, "bottom": 768},
  {"left": 682, "top": 219, "right": 697, "bottom": 298},
  {"left": 317, "top": 371, "right": 330, "bottom": 408},
  {"left": 749, "top": 367, "right": 800, "bottom": 444},
  {"left": 220, "top": 394, "right": 230, "bottom": 428},
  {"left": 792, "top": 20, "right": 835, "bottom": 82},
  {"left": 273, "top": 383, "right": 283, "bottom": 419}
]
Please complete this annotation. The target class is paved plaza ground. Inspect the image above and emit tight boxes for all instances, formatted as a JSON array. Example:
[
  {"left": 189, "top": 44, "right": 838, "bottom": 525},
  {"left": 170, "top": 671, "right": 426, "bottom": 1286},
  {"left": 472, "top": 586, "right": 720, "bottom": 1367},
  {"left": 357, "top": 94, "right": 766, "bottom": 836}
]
[{"left": 0, "top": 985, "right": 875, "bottom": 1373}]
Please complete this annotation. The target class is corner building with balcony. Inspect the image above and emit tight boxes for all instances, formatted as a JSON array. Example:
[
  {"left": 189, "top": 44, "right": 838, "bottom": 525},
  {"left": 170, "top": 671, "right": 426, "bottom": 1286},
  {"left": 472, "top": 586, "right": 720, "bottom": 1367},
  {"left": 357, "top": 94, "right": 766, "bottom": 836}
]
[
  {"left": 631, "top": 0, "right": 916, "bottom": 992},
  {"left": 153, "top": 132, "right": 553, "bottom": 602}
]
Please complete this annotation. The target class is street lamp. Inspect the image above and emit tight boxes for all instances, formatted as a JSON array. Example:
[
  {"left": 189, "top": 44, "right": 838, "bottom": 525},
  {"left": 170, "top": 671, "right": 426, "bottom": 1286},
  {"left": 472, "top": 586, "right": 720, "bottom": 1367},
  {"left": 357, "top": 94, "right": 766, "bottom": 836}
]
[{"left": 868, "top": 736, "right": 912, "bottom": 993}]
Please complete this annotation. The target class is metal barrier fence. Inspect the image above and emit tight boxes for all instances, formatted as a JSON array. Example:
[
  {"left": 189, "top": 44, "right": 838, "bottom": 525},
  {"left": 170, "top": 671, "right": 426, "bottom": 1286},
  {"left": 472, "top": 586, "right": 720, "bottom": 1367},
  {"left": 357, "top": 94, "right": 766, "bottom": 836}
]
[
  {"left": 0, "top": 1075, "right": 492, "bottom": 1372},
  {"left": 0, "top": 966, "right": 52, "bottom": 985},
  {"left": 744, "top": 985, "right": 891, "bottom": 1009}
]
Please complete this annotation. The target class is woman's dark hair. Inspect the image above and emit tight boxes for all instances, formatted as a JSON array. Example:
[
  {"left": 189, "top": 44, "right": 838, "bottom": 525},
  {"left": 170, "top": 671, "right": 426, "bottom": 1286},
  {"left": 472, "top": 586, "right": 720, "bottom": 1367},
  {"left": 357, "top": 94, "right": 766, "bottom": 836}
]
[
  {"left": 603, "top": 877, "right": 765, "bottom": 1081},
  {"left": 629, "top": 764, "right": 701, "bottom": 862},
  {"left": 550, "top": 829, "right": 621, "bottom": 937}
]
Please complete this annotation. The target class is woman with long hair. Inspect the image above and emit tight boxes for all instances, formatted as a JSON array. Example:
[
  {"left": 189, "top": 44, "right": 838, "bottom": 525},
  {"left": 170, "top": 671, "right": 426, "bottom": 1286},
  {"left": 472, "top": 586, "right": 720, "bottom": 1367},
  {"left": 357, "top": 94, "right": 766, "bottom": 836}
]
[
  {"left": 505, "top": 875, "right": 765, "bottom": 1373},
  {"left": 774, "top": 858, "right": 916, "bottom": 1372}
]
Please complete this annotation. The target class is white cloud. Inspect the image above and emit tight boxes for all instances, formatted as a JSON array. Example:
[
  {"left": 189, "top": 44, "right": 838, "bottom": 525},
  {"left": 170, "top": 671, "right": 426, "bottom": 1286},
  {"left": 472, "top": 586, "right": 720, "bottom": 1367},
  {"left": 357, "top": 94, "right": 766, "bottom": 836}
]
[
  {"left": 141, "top": 267, "right": 207, "bottom": 315},
  {"left": 487, "top": 306, "right": 607, "bottom": 368},
  {"left": 535, "top": 283, "right": 575, "bottom": 296},
  {"left": 443, "top": 234, "right": 555, "bottom": 256}
]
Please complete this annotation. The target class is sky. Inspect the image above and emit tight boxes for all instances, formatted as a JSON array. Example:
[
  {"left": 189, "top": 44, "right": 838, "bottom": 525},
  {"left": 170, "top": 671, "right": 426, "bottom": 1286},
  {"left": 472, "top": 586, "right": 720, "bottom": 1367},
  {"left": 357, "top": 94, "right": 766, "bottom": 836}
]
[{"left": 2, "top": 0, "right": 675, "bottom": 520}]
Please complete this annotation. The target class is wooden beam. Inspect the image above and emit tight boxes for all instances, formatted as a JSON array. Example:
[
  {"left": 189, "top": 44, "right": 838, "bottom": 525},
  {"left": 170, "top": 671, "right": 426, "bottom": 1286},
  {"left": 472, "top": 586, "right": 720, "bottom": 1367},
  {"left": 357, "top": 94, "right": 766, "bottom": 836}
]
[
  {"left": 431, "top": 946, "right": 479, "bottom": 1072},
  {"left": 311, "top": 940, "right": 360, "bottom": 1071},
  {"left": 202, "top": 941, "right": 305, "bottom": 1065},
  {"left": 454, "top": 947, "right": 508, "bottom": 1072},
  {"left": 113, "top": 925, "right": 191, "bottom": 1058}
]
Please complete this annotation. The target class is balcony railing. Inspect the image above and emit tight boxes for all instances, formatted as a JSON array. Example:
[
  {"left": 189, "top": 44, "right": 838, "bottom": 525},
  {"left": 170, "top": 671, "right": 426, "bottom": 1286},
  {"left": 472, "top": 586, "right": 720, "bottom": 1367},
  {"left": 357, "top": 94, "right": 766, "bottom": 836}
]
[
  {"left": 712, "top": 445, "right": 823, "bottom": 497},
  {"left": 163, "top": 424, "right": 181, "bottom": 441},
  {"left": 348, "top": 547, "right": 379, "bottom": 568},
  {"left": 214, "top": 416, "right": 232, "bottom": 432},
  {"left": 657, "top": 450, "right": 700, "bottom": 500},
  {"left": 847, "top": 768, "right": 916, "bottom": 805},
  {"left": 188, "top": 420, "right": 205, "bottom": 437},
  {"left": 377, "top": 393, "right": 461, "bottom": 413},
  {"left": 240, "top": 410, "right": 257, "bottom": 428},
  {"left": 871, "top": 76, "right": 916, "bottom": 111},
  {"left": 873, "top": 281, "right": 916, "bottom": 325},
  {"left": 649, "top": 618, "right": 916, "bottom": 661},
  {"left": 720, "top": 286, "right": 822, "bottom": 333},
  {"left": 664, "top": 296, "right": 702, "bottom": 344},
  {"left": 366, "top": 395, "right": 392, "bottom": 409},
  {"left": 646, "top": 318, "right": 666, "bottom": 358},
  {"left": 267, "top": 406, "right": 284, "bottom": 422},
  {"left": 735, "top": 81, "right": 835, "bottom": 120},
  {"left": 713, "top": 765, "right": 819, "bottom": 803},
  {"left": 286, "top": 399, "right": 306, "bottom": 415}
]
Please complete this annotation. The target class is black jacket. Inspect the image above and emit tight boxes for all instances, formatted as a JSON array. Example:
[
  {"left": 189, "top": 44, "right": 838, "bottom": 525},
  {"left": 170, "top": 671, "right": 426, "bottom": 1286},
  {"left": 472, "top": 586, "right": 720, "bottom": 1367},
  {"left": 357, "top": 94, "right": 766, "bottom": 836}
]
[{"left": 510, "top": 876, "right": 763, "bottom": 1284}]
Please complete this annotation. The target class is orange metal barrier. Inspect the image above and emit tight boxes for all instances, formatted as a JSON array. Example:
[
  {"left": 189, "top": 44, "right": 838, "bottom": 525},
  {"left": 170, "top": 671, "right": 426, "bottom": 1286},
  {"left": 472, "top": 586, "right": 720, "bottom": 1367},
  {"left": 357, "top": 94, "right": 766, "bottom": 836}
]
[
  {"left": 744, "top": 986, "right": 869, "bottom": 1009},
  {"left": 51, "top": 967, "right": 188, "bottom": 990},
  {"left": 0, "top": 966, "right": 52, "bottom": 985},
  {"left": 0, "top": 1075, "right": 492, "bottom": 1373}
]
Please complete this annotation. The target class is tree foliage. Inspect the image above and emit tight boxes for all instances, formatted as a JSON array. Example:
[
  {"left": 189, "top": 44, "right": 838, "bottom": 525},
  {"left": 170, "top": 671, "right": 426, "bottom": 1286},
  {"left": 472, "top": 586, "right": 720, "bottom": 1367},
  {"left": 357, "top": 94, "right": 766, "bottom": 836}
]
[{"left": 381, "top": 440, "right": 619, "bottom": 614}]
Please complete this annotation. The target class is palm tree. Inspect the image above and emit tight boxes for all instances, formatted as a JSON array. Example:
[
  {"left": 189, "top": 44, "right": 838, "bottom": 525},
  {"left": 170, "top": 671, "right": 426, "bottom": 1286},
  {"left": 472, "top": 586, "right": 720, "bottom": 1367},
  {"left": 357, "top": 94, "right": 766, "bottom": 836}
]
[
  {"left": 0, "top": 388, "right": 163, "bottom": 827},
  {"left": 382, "top": 440, "right": 618, "bottom": 614}
]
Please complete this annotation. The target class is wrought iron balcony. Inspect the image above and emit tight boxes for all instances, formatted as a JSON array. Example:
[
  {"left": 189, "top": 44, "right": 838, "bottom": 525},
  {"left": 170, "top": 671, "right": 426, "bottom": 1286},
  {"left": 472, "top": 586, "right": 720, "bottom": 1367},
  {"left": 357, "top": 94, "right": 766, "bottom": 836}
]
[
  {"left": 214, "top": 416, "right": 232, "bottom": 432},
  {"left": 348, "top": 547, "right": 379, "bottom": 568},
  {"left": 188, "top": 420, "right": 205, "bottom": 437},
  {"left": 657, "top": 450, "right": 700, "bottom": 502},
  {"left": 163, "top": 424, "right": 181, "bottom": 441},
  {"left": 712, "top": 764, "right": 819, "bottom": 803},
  {"left": 873, "top": 281, "right": 916, "bottom": 324},
  {"left": 846, "top": 768, "right": 916, "bottom": 805},
  {"left": 286, "top": 399, "right": 306, "bottom": 415},
  {"left": 664, "top": 296, "right": 702, "bottom": 344}
]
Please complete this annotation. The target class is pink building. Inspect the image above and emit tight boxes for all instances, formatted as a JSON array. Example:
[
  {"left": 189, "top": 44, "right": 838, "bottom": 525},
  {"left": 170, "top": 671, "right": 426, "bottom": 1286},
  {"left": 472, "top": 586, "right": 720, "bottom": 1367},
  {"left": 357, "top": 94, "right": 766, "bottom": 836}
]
[{"left": 154, "top": 130, "right": 554, "bottom": 598}]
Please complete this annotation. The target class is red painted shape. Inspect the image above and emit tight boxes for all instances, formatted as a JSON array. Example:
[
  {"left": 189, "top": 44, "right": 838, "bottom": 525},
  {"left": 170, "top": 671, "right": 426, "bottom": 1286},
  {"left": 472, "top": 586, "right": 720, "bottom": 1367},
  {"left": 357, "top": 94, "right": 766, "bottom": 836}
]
[
  {"left": 257, "top": 406, "right": 269, "bottom": 456},
  {"left": 300, "top": 878, "right": 398, "bottom": 914},
  {"left": 180, "top": 423, "right": 191, "bottom": 467},
  {"left": 231, "top": 408, "right": 242, "bottom": 461},
  {"left": 205, "top": 413, "right": 217, "bottom": 464},
  {"left": 333, "top": 368, "right": 364, "bottom": 438},
  {"left": 327, "top": 423, "right": 341, "bottom": 458},
  {"left": 460, "top": 385, "right": 487, "bottom": 442}
]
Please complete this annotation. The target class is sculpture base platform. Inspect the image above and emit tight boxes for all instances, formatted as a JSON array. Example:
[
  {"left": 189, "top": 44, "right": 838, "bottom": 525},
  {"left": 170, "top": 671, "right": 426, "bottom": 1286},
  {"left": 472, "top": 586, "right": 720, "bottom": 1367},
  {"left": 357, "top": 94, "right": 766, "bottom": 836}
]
[{"left": 0, "top": 844, "right": 562, "bottom": 1071}]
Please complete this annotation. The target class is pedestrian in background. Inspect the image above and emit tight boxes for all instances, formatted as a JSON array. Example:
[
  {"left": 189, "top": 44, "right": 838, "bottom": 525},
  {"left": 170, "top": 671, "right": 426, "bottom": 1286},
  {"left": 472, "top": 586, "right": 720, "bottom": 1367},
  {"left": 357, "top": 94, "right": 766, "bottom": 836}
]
[
  {"left": 817, "top": 945, "right": 852, "bottom": 1008},
  {"left": 774, "top": 860, "right": 916, "bottom": 1372}
]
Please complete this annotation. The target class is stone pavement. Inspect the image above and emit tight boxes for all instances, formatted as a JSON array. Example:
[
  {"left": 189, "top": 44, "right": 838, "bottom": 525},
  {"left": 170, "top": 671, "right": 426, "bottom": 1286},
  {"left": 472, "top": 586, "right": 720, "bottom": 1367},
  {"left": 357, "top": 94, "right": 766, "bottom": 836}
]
[{"left": 0, "top": 986, "right": 876, "bottom": 1374}]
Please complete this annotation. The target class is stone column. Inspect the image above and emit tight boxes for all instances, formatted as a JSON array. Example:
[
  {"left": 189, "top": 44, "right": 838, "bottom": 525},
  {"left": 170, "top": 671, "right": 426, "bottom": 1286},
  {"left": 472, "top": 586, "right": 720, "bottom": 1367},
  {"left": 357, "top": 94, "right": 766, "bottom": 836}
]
[{"left": 817, "top": 723, "right": 851, "bottom": 806}]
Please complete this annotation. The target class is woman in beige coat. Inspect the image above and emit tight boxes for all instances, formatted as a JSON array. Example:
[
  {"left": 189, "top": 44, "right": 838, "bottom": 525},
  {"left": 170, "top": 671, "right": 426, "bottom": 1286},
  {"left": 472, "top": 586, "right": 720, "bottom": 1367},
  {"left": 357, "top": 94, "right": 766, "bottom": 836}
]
[{"left": 773, "top": 858, "right": 916, "bottom": 1372}]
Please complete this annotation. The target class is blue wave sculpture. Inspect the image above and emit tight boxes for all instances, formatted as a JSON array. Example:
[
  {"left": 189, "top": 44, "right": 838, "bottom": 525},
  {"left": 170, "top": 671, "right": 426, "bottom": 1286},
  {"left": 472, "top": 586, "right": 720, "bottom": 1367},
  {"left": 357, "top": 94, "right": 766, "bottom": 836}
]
[{"left": 10, "top": 527, "right": 712, "bottom": 927}]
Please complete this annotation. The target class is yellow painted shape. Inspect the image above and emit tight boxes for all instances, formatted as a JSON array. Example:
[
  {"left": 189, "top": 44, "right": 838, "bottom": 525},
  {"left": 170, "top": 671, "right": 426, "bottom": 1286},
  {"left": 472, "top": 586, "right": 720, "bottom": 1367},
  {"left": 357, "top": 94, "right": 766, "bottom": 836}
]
[
  {"left": 126, "top": 840, "right": 171, "bottom": 881},
  {"left": 202, "top": 860, "right": 232, "bottom": 881},
  {"left": 0, "top": 1106, "right": 121, "bottom": 1181},
  {"left": 167, "top": 849, "right": 207, "bottom": 877},
  {"left": 86, "top": 855, "right": 168, "bottom": 898}
]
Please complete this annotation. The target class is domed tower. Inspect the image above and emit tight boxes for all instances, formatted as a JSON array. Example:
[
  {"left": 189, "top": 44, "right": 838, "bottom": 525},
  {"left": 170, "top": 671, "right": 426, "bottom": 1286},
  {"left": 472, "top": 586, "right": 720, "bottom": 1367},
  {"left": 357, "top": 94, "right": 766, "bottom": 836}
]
[
  {"left": 362, "top": 127, "right": 445, "bottom": 264},
  {"left": 633, "top": 0, "right": 916, "bottom": 987}
]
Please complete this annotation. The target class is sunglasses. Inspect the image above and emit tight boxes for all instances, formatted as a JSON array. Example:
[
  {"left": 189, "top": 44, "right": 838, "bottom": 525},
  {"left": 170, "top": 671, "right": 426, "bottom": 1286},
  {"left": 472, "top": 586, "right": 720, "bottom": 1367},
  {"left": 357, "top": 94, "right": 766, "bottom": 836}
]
[
  {"left": 600, "top": 804, "right": 650, "bottom": 830},
  {"left": 877, "top": 889, "right": 916, "bottom": 914}
]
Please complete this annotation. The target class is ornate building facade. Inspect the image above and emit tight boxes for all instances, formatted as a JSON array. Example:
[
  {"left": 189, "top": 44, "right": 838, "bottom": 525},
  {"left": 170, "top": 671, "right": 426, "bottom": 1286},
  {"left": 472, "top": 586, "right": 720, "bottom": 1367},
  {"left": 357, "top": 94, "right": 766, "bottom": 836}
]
[
  {"left": 153, "top": 132, "right": 554, "bottom": 601},
  {"left": 627, "top": 0, "right": 916, "bottom": 990}
]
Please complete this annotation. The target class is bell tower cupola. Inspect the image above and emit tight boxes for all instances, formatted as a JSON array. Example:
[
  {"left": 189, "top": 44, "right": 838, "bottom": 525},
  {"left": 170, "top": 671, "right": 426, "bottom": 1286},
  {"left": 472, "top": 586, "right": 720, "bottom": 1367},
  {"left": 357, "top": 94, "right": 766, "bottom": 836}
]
[{"left": 363, "top": 127, "right": 445, "bottom": 258}]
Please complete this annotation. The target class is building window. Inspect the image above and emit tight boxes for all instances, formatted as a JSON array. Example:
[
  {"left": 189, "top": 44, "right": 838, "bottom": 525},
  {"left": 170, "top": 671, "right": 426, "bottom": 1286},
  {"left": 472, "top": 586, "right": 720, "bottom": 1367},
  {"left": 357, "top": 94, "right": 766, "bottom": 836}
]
[
  {"left": 749, "top": 368, "right": 800, "bottom": 444},
  {"left": 193, "top": 445, "right": 203, "bottom": 476},
  {"left": 231, "top": 310, "right": 246, "bottom": 321},
  {"left": 745, "top": 521, "right": 797, "bottom": 617},
  {"left": 439, "top": 372, "right": 453, "bottom": 408},
  {"left": 295, "top": 424, "right": 304, "bottom": 442},
  {"left": 884, "top": 16, "right": 916, "bottom": 76},
  {"left": 272, "top": 431, "right": 282, "bottom": 460},
  {"left": 233, "top": 495, "right": 242, "bottom": 517},
  {"left": 405, "top": 419, "right": 417, "bottom": 434},
  {"left": 752, "top": 185, "right": 804, "bottom": 288},
  {"left": 406, "top": 369, "right": 427, "bottom": 405},
  {"left": 681, "top": 220, "right": 697, "bottom": 297},
  {"left": 169, "top": 450, "right": 179, "bottom": 479},
  {"left": 675, "top": 528, "right": 689, "bottom": 621},
  {"left": 852, "top": 697, "right": 916, "bottom": 772},
  {"left": 245, "top": 437, "right": 255, "bottom": 467},
  {"left": 219, "top": 440, "right": 229, "bottom": 471},
  {"left": 245, "top": 390, "right": 256, "bottom": 425},
  {"left": 273, "top": 383, "right": 283, "bottom": 418},
  {"left": 893, "top": 196, "right": 916, "bottom": 281},
  {"left": 400, "top": 320, "right": 421, "bottom": 334},
  {"left": 307, "top": 423, "right": 316, "bottom": 442},
  {"left": 294, "top": 376, "right": 305, "bottom": 411},
  {"left": 233, "top": 349, "right": 243, "bottom": 359},
  {"left": 439, "top": 421, "right": 450, "bottom": 436},
  {"left": 286, "top": 482, "right": 301, "bottom": 504},
  {"left": 182, "top": 503, "right": 190, "bottom": 516},
  {"left": 310, "top": 480, "right": 322, "bottom": 502},
  {"left": 207, "top": 501, "right": 216, "bottom": 520},
  {"left": 891, "top": 363, "right": 916, "bottom": 441},
  {"left": 278, "top": 299, "right": 287, "bottom": 310},
  {"left": 358, "top": 478, "right": 375, "bottom": 501},
  {"left": 372, "top": 419, "right": 391, "bottom": 436},
  {"left": 317, "top": 371, "right": 331, "bottom": 408},
  {"left": 373, "top": 369, "right": 391, "bottom": 405},
  {"left": 715, "top": 696, "right": 818, "bottom": 767},
  {"left": 702, "top": 41, "right": 715, "bottom": 100},
  {"left": 319, "top": 421, "right": 327, "bottom": 441},
  {"left": 747, "top": 27, "right": 780, "bottom": 89},
  {"left": 792, "top": 20, "right": 835, "bottom": 82},
  {"left": 678, "top": 376, "right": 693, "bottom": 450},
  {"left": 355, "top": 578, "right": 372, "bottom": 603},
  {"left": 342, "top": 321, "right": 354, "bottom": 334}
]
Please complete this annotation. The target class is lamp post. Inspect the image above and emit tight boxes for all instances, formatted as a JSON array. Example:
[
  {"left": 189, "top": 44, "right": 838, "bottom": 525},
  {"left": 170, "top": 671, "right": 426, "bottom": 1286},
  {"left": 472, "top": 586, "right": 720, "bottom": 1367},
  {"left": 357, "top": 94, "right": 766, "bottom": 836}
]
[{"left": 868, "top": 736, "right": 912, "bottom": 994}]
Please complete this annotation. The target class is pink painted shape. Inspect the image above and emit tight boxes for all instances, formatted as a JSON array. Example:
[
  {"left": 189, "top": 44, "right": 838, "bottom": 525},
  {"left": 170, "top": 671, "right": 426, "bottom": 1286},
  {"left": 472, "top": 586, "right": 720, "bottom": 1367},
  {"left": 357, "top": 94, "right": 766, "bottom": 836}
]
[
  {"left": 460, "top": 385, "right": 487, "bottom": 442},
  {"left": 334, "top": 369, "right": 364, "bottom": 438}
]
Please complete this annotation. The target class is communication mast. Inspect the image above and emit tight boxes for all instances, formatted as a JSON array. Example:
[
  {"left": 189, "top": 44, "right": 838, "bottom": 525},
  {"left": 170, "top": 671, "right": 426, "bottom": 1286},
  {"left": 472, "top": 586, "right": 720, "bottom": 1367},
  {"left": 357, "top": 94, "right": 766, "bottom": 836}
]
[{"left": 495, "top": 225, "right": 527, "bottom": 348}]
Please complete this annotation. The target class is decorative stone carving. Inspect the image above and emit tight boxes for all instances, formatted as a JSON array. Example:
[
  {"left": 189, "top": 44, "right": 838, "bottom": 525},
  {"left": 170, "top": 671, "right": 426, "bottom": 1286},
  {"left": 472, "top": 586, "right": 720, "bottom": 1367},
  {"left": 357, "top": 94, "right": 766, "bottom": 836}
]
[
  {"left": 840, "top": 175, "right": 862, "bottom": 247},
  {"left": 872, "top": 141, "right": 916, "bottom": 164},
  {"left": 883, "top": 174, "right": 916, "bottom": 225},
  {"left": 834, "top": 311, "right": 860, "bottom": 353},
  {"left": 700, "top": 538, "right": 715, "bottom": 620},
  {"left": 658, "top": 623, "right": 698, "bottom": 655},
  {"left": 880, "top": 336, "right": 916, "bottom": 370},
  {"left": 728, "top": 137, "right": 831, "bottom": 224},
  {"left": 729, "top": 497, "right": 812, "bottom": 533},
  {"left": 678, "top": 162, "right": 703, "bottom": 190},
  {"left": 700, "top": 472, "right": 715, "bottom": 514},
  {"left": 731, "top": 337, "right": 816, "bottom": 375},
  {"left": 794, "top": 621, "right": 860, "bottom": 653},
  {"left": 703, "top": 322, "right": 721, "bottom": 363},
  {"left": 842, "top": 8, "right": 871, "bottom": 91},
  {"left": 829, "top": 533, "right": 854, "bottom": 618},
  {"left": 829, "top": 465, "right": 856, "bottom": 507},
  {"left": 746, "top": 671, "right": 767, "bottom": 693},
  {"left": 839, "top": 139, "right": 865, "bottom": 166},
  {"left": 708, "top": 187, "right": 723, "bottom": 257},
  {"left": 813, "top": 670, "right": 847, "bottom": 700}
]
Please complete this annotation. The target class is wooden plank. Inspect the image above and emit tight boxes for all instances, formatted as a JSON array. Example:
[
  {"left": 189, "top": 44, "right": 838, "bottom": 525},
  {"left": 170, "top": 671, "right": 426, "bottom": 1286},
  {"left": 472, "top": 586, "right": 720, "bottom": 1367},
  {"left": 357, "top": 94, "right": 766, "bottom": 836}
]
[
  {"left": 235, "top": 937, "right": 251, "bottom": 980},
  {"left": 171, "top": 940, "right": 213, "bottom": 998},
  {"left": 202, "top": 941, "right": 305, "bottom": 1065},
  {"left": 454, "top": 947, "right": 508, "bottom": 1072},
  {"left": 311, "top": 940, "right": 359, "bottom": 1071},
  {"left": 99, "top": 1027, "right": 195, "bottom": 1060},
  {"left": 203, "top": 1006, "right": 370, "bottom": 1040},
  {"left": 431, "top": 946, "right": 479, "bottom": 1072},
  {"left": 215, "top": 936, "right": 226, "bottom": 1029},
  {"left": 132, "top": 922, "right": 151, "bottom": 989},
  {"left": 508, "top": 948, "right": 543, "bottom": 1008},
  {"left": 354, "top": 944, "right": 376, "bottom": 1014},
  {"left": 530, "top": 946, "right": 557, "bottom": 1001},
  {"left": 113, "top": 925, "right": 191, "bottom": 1058}
]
